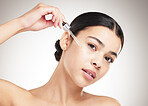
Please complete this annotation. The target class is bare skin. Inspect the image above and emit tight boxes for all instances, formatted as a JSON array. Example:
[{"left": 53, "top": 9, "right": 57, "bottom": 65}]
[{"left": 0, "top": 3, "right": 121, "bottom": 106}]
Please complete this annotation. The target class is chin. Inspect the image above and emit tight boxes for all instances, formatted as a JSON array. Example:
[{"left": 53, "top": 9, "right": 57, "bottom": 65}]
[{"left": 72, "top": 77, "right": 93, "bottom": 88}]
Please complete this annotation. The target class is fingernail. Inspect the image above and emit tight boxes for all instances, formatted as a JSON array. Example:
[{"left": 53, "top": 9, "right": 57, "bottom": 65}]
[{"left": 52, "top": 18, "right": 55, "bottom": 22}]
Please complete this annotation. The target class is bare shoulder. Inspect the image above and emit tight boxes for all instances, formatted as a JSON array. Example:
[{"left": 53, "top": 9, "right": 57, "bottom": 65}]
[
  {"left": 0, "top": 79, "right": 33, "bottom": 105},
  {"left": 0, "top": 78, "right": 31, "bottom": 95},
  {"left": 84, "top": 92, "right": 121, "bottom": 106},
  {"left": 96, "top": 96, "right": 121, "bottom": 106}
]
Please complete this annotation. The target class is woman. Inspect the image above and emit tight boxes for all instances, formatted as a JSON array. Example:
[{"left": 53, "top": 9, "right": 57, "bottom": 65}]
[{"left": 0, "top": 3, "right": 124, "bottom": 106}]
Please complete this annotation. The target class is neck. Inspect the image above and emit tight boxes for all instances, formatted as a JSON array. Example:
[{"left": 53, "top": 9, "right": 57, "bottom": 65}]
[{"left": 41, "top": 60, "right": 84, "bottom": 104}]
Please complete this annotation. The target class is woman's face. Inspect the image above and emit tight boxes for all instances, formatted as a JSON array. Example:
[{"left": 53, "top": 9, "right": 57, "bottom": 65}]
[{"left": 62, "top": 26, "right": 121, "bottom": 87}]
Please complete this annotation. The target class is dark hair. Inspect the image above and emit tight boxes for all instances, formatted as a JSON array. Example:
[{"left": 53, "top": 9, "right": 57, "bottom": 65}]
[{"left": 54, "top": 12, "right": 124, "bottom": 61}]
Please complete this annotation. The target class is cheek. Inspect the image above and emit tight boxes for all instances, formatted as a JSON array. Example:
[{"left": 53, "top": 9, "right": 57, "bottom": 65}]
[
  {"left": 96, "top": 62, "right": 110, "bottom": 81},
  {"left": 67, "top": 43, "right": 90, "bottom": 63},
  {"left": 63, "top": 44, "right": 84, "bottom": 72},
  {"left": 101, "top": 64, "right": 109, "bottom": 75},
  {"left": 63, "top": 42, "right": 92, "bottom": 77}
]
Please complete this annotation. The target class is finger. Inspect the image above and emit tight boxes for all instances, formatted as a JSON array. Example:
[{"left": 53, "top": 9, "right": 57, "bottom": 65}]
[
  {"left": 58, "top": 15, "right": 63, "bottom": 29},
  {"left": 51, "top": 9, "right": 59, "bottom": 23},
  {"left": 53, "top": 13, "right": 63, "bottom": 28},
  {"left": 39, "top": 6, "right": 57, "bottom": 17},
  {"left": 61, "top": 14, "right": 66, "bottom": 22},
  {"left": 41, "top": 6, "right": 65, "bottom": 23},
  {"left": 37, "top": 5, "right": 65, "bottom": 28},
  {"left": 54, "top": 16, "right": 59, "bottom": 28},
  {"left": 52, "top": 15, "right": 56, "bottom": 22}
]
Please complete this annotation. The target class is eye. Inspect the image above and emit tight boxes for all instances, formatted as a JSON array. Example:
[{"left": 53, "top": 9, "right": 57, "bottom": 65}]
[
  {"left": 88, "top": 43, "right": 96, "bottom": 51},
  {"left": 105, "top": 56, "right": 113, "bottom": 63}
]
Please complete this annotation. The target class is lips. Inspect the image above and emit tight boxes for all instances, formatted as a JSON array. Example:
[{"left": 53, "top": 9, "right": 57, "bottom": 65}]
[{"left": 82, "top": 69, "right": 96, "bottom": 79}]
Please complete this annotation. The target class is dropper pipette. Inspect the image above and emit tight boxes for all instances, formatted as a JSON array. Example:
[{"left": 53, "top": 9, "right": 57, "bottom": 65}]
[{"left": 62, "top": 22, "right": 81, "bottom": 46}]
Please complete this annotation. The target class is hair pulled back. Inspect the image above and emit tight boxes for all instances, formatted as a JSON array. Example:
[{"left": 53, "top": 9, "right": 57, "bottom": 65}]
[{"left": 54, "top": 12, "right": 124, "bottom": 61}]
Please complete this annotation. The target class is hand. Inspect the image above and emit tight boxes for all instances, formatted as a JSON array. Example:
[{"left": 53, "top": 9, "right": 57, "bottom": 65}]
[{"left": 18, "top": 3, "right": 65, "bottom": 31}]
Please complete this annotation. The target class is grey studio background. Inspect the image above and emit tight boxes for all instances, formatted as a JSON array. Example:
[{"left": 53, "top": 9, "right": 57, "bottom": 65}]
[{"left": 0, "top": 0, "right": 148, "bottom": 106}]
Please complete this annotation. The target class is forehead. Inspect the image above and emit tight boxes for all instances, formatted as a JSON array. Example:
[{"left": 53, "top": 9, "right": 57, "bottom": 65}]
[{"left": 77, "top": 26, "right": 121, "bottom": 54}]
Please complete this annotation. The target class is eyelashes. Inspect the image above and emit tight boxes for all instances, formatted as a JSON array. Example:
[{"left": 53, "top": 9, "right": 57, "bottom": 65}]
[
  {"left": 88, "top": 43, "right": 97, "bottom": 51},
  {"left": 87, "top": 43, "right": 114, "bottom": 63},
  {"left": 105, "top": 56, "right": 113, "bottom": 63}
]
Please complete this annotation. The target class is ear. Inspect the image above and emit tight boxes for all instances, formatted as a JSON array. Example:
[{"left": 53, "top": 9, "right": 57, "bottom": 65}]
[{"left": 60, "top": 31, "right": 72, "bottom": 51}]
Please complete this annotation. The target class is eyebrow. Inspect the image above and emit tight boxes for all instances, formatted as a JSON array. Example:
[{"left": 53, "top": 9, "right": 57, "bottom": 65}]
[
  {"left": 87, "top": 36, "right": 117, "bottom": 58},
  {"left": 88, "top": 36, "right": 105, "bottom": 47},
  {"left": 109, "top": 51, "right": 117, "bottom": 58}
]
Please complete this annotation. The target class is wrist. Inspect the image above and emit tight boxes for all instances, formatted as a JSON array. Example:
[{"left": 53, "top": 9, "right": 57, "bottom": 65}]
[{"left": 16, "top": 17, "right": 28, "bottom": 33}]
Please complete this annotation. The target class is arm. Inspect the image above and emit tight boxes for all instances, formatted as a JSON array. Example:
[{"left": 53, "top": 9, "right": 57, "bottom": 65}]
[
  {"left": 0, "top": 3, "right": 65, "bottom": 45},
  {"left": 0, "top": 79, "right": 12, "bottom": 106},
  {"left": 0, "top": 79, "right": 33, "bottom": 106},
  {"left": 0, "top": 3, "right": 65, "bottom": 105},
  {"left": 0, "top": 18, "right": 23, "bottom": 45}
]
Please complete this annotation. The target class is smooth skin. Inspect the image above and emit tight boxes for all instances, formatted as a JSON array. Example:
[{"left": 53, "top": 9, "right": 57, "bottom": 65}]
[{"left": 0, "top": 3, "right": 121, "bottom": 106}]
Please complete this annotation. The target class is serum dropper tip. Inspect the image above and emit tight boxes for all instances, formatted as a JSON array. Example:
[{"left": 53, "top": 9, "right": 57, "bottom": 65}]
[{"left": 62, "top": 21, "right": 81, "bottom": 47}]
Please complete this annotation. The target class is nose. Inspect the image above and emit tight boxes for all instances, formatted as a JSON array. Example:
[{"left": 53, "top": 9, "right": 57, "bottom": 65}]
[
  {"left": 91, "top": 55, "right": 102, "bottom": 70},
  {"left": 92, "top": 62, "right": 101, "bottom": 70}
]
